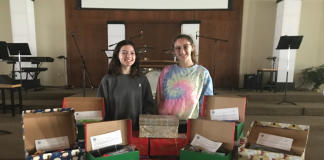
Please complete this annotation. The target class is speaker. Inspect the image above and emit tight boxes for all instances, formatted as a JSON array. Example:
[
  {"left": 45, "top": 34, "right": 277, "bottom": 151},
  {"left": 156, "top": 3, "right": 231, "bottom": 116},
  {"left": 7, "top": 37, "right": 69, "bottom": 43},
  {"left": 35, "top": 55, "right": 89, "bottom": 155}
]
[
  {"left": 243, "top": 74, "right": 257, "bottom": 89},
  {"left": 0, "top": 75, "right": 12, "bottom": 84}
]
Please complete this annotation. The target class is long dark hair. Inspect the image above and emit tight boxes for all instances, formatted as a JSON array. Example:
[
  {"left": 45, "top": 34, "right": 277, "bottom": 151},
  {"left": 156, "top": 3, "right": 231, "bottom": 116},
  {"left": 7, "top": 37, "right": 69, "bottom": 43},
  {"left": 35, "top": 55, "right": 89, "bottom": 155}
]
[
  {"left": 107, "top": 40, "right": 140, "bottom": 78},
  {"left": 172, "top": 34, "right": 197, "bottom": 64}
]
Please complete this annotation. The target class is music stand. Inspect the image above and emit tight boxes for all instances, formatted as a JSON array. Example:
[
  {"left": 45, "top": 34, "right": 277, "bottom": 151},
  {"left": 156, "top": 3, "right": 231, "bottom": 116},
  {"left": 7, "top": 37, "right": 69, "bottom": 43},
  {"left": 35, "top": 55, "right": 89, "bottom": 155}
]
[
  {"left": 276, "top": 35, "right": 303, "bottom": 105},
  {"left": 7, "top": 43, "right": 32, "bottom": 56},
  {"left": 7, "top": 43, "right": 33, "bottom": 87},
  {"left": 0, "top": 41, "right": 10, "bottom": 60}
]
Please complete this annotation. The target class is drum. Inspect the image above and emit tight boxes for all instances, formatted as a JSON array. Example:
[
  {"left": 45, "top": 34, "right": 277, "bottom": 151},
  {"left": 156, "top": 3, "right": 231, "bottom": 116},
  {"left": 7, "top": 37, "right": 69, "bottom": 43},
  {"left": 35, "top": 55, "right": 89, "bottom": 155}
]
[{"left": 145, "top": 70, "right": 161, "bottom": 97}]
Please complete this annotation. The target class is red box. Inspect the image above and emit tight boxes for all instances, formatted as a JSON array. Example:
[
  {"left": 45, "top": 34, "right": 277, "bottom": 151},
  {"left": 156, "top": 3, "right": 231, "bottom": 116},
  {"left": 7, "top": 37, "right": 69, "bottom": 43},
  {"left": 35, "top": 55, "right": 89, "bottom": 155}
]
[
  {"left": 149, "top": 138, "right": 187, "bottom": 156},
  {"left": 132, "top": 131, "right": 149, "bottom": 156}
]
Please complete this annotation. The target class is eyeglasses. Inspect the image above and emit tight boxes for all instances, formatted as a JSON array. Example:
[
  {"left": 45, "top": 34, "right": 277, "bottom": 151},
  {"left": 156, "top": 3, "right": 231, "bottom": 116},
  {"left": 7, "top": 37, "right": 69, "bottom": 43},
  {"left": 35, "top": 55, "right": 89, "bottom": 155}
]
[{"left": 173, "top": 44, "right": 192, "bottom": 53}]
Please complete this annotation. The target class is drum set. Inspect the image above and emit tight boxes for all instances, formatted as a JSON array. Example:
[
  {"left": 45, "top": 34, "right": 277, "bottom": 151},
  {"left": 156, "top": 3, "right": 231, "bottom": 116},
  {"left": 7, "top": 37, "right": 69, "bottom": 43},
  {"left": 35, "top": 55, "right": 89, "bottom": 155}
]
[{"left": 137, "top": 46, "right": 179, "bottom": 98}]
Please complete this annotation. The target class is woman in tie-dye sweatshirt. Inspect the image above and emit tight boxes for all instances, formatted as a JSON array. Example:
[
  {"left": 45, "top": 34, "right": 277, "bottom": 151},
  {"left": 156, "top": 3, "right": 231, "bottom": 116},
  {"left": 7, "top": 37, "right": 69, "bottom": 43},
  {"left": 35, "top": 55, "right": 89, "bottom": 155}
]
[{"left": 156, "top": 34, "right": 213, "bottom": 133}]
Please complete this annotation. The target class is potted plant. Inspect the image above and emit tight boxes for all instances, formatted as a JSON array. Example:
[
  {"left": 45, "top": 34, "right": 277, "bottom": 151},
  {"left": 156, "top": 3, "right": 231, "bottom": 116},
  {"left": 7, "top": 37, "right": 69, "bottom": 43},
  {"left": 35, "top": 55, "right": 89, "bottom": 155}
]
[{"left": 301, "top": 64, "right": 324, "bottom": 91}]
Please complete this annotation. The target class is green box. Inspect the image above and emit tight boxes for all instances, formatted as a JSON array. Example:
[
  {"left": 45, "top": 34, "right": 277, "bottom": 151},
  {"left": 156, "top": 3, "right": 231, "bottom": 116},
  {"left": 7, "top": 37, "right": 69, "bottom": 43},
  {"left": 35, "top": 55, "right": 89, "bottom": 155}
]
[
  {"left": 85, "top": 119, "right": 139, "bottom": 160},
  {"left": 180, "top": 119, "right": 235, "bottom": 160},
  {"left": 180, "top": 148, "right": 232, "bottom": 160},
  {"left": 77, "top": 124, "right": 85, "bottom": 140},
  {"left": 86, "top": 150, "right": 139, "bottom": 160},
  {"left": 235, "top": 122, "right": 244, "bottom": 141}
]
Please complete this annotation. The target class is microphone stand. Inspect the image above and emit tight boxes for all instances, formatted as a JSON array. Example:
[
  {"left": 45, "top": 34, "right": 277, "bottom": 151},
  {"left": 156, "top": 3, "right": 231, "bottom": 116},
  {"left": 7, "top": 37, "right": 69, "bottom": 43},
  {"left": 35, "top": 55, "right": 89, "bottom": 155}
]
[
  {"left": 196, "top": 34, "right": 228, "bottom": 89},
  {"left": 128, "top": 33, "right": 142, "bottom": 40},
  {"left": 70, "top": 32, "right": 94, "bottom": 97},
  {"left": 108, "top": 31, "right": 143, "bottom": 47}
]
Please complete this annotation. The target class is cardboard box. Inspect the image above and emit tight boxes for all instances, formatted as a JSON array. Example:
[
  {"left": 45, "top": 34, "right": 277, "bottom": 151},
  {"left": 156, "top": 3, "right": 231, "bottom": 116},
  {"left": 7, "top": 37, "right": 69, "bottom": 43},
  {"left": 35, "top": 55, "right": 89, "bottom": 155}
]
[
  {"left": 23, "top": 108, "right": 81, "bottom": 160},
  {"left": 149, "top": 137, "right": 187, "bottom": 156},
  {"left": 62, "top": 97, "right": 105, "bottom": 116},
  {"left": 132, "top": 131, "right": 149, "bottom": 156},
  {"left": 238, "top": 121, "right": 309, "bottom": 160},
  {"left": 139, "top": 114, "right": 179, "bottom": 138},
  {"left": 180, "top": 119, "right": 235, "bottom": 160},
  {"left": 202, "top": 95, "right": 246, "bottom": 140},
  {"left": 84, "top": 119, "right": 139, "bottom": 160},
  {"left": 63, "top": 97, "right": 105, "bottom": 141}
]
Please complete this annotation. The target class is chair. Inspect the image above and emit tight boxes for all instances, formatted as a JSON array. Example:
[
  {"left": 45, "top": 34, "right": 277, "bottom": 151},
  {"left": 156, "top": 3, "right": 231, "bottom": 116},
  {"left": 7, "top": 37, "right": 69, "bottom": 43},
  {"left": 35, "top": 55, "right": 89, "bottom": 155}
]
[{"left": 0, "top": 84, "right": 22, "bottom": 117}]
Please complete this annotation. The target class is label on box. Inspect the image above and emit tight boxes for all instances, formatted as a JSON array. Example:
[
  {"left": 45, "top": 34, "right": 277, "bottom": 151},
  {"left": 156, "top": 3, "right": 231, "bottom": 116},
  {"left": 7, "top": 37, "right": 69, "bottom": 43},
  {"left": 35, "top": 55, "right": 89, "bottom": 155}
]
[
  {"left": 35, "top": 136, "right": 70, "bottom": 151},
  {"left": 91, "top": 130, "right": 122, "bottom": 150},
  {"left": 210, "top": 107, "right": 239, "bottom": 121},
  {"left": 256, "top": 133, "right": 293, "bottom": 151},
  {"left": 191, "top": 134, "right": 222, "bottom": 152},
  {"left": 74, "top": 111, "right": 102, "bottom": 121}
]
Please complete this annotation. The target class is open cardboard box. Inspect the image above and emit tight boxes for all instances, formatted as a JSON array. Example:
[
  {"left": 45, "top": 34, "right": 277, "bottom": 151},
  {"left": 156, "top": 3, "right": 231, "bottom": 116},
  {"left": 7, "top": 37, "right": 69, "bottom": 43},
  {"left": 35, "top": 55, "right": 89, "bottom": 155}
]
[
  {"left": 63, "top": 97, "right": 105, "bottom": 141},
  {"left": 23, "top": 109, "right": 80, "bottom": 159},
  {"left": 238, "top": 121, "right": 309, "bottom": 160},
  {"left": 180, "top": 119, "right": 235, "bottom": 160},
  {"left": 84, "top": 119, "right": 139, "bottom": 160},
  {"left": 202, "top": 95, "right": 246, "bottom": 140},
  {"left": 63, "top": 97, "right": 105, "bottom": 117}
]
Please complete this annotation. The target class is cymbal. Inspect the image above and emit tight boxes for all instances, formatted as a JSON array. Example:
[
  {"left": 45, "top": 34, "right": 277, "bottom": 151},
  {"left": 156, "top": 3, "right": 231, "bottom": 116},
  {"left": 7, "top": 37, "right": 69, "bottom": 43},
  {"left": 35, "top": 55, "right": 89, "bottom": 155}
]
[
  {"left": 138, "top": 50, "right": 147, "bottom": 53},
  {"left": 101, "top": 49, "right": 114, "bottom": 52},
  {"left": 162, "top": 48, "right": 172, "bottom": 53},
  {"left": 136, "top": 46, "right": 154, "bottom": 50}
]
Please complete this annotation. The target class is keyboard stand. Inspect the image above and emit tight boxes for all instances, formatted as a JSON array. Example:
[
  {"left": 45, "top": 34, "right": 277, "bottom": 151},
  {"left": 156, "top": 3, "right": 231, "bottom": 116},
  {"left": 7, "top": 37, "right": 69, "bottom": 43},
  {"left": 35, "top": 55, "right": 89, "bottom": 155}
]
[{"left": 21, "top": 66, "right": 47, "bottom": 91}]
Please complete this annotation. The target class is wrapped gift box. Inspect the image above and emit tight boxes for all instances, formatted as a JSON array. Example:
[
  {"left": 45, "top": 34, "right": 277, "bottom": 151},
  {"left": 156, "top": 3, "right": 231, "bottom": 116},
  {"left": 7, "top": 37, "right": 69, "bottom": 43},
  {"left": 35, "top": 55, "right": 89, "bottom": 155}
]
[
  {"left": 132, "top": 131, "right": 149, "bottom": 156},
  {"left": 202, "top": 95, "right": 246, "bottom": 140},
  {"left": 23, "top": 108, "right": 82, "bottom": 160},
  {"left": 180, "top": 119, "right": 235, "bottom": 160},
  {"left": 139, "top": 114, "right": 179, "bottom": 138},
  {"left": 149, "top": 136, "right": 187, "bottom": 156},
  {"left": 238, "top": 121, "right": 309, "bottom": 160},
  {"left": 84, "top": 119, "right": 139, "bottom": 160},
  {"left": 63, "top": 97, "right": 105, "bottom": 143}
]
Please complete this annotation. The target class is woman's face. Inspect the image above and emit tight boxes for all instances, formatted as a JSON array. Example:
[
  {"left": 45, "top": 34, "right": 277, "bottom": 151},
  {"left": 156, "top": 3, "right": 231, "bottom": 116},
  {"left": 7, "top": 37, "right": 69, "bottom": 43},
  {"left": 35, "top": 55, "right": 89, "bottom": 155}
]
[
  {"left": 118, "top": 45, "right": 136, "bottom": 67},
  {"left": 173, "top": 38, "right": 194, "bottom": 62}
]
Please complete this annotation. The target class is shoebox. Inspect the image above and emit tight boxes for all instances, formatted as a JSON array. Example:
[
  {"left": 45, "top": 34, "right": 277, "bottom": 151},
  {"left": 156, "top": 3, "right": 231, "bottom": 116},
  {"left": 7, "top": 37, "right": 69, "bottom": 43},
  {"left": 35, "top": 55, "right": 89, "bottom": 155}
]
[
  {"left": 84, "top": 119, "right": 139, "bottom": 160},
  {"left": 149, "top": 134, "right": 187, "bottom": 156},
  {"left": 202, "top": 95, "right": 246, "bottom": 140},
  {"left": 23, "top": 108, "right": 82, "bottom": 160},
  {"left": 139, "top": 114, "right": 179, "bottom": 138},
  {"left": 180, "top": 119, "right": 235, "bottom": 160},
  {"left": 238, "top": 121, "right": 309, "bottom": 160},
  {"left": 63, "top": 97, "right": 105, "bottom": 145},
  {"left": 132, "top": 131, "right": 149, "bottom": 156}
]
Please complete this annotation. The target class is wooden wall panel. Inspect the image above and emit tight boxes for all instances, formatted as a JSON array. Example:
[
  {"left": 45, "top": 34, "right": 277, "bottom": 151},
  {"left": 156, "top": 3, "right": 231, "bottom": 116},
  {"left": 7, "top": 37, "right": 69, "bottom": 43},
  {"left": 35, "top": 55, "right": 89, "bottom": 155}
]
[
  {"left": 126, "top": 23, "right": 180, "bottom": 61},
  {"left": 65, "top": 0, "right": 243, "bottom": 88},
  {"left": 67, "top": 19, "right": 108, "bottom": 87}
]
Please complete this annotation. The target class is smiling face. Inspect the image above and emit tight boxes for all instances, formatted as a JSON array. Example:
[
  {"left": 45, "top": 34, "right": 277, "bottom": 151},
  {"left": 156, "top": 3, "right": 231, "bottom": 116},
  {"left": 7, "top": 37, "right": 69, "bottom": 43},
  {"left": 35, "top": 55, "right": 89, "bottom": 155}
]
[
  {"left": 118, "top": 44, "right": 136, "bottom": 68},
  {"left": 173, "top": 38, "right": 194, "bottom": 62}
]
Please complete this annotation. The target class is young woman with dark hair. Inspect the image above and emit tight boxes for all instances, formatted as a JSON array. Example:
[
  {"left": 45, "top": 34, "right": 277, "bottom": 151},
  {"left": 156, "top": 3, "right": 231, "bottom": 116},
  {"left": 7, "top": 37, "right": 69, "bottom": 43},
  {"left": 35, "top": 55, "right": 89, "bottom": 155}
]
[
  {"left": 97, "top": 40, "right": 156, "bottom": 130},
  {"left": 156, "top": 34, "right": 213, "bottom": 133}
]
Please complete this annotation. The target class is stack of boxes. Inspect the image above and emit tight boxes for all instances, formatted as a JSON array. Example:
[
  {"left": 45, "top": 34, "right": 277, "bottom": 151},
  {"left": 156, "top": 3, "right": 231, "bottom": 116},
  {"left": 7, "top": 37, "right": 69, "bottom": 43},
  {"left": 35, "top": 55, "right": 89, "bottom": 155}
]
[
  {"left": 139, "top": 115, "right": 187, "bottom": 159},
  {"left": 62, "top": 97, "right": 105, "bottom": 149},
  {"left": 21, "top": 96, "right": 309, "bottom": 160}
]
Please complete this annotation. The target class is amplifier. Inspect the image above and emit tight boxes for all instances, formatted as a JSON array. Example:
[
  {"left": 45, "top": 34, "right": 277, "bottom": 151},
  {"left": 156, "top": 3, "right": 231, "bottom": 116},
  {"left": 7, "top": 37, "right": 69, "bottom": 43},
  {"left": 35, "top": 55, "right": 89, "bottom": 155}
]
[{"left": 243, "top": 74, "right": 257, "bottom": 89}]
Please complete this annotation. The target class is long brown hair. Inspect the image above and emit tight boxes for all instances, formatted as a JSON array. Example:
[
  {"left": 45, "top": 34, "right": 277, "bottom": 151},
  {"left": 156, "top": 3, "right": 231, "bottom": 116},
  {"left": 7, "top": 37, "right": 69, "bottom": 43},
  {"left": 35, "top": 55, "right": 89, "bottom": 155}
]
[
  {"left": 107, "top": 40, "right": 140, "bottom": 78},
  {"left": 172, "top": 34, "right": 197, "bottom": 64}
]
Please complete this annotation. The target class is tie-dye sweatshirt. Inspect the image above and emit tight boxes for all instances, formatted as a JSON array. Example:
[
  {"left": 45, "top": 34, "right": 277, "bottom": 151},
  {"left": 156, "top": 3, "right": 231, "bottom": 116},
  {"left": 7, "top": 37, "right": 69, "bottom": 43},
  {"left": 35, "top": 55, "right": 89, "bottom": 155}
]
[{"left": 156, "top": 64, "right": 213, "bottom": 120}]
